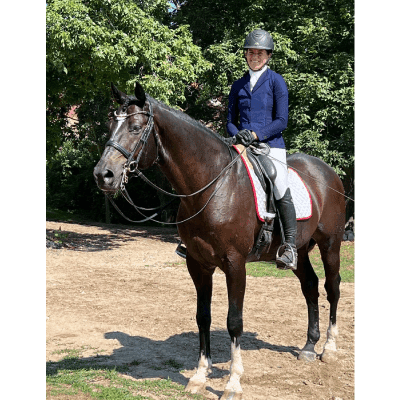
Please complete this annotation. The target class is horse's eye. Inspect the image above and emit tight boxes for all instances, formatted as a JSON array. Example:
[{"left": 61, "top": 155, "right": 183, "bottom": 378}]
[{"left": 129, "top": 125, "right": 142, "bottom": 134}]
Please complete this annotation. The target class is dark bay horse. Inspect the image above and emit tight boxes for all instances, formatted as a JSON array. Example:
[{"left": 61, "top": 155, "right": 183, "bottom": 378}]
[{"left": 94, "top": 82, "right": 346, "bottom": 400}]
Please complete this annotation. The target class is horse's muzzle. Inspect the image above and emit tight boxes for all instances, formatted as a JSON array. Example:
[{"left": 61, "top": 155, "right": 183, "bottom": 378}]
[{"left": 93, "top": 164, "right": 119, "bottom": 193}]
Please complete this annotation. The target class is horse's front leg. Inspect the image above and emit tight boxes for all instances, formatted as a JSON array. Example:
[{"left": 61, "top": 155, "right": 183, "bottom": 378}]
[
  {"left": 185, "top": 254, "right": 214, "bottom": 394},
  {"left": 221, "top": 258, "right": 246, "bottom": 400}
]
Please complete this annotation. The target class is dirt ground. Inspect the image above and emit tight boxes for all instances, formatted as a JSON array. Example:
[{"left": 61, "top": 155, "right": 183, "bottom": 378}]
[{"left": 46, "top": 220, "right": 354, "bottom": 400}]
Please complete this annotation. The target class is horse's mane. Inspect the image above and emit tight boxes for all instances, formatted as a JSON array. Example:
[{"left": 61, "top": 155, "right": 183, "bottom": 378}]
[{"left": 146, "top": 95, "right": 227, "bottom": 145}]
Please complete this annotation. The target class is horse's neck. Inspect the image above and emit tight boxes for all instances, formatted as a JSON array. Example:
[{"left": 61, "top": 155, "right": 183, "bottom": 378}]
[{"left": 154, "top": 105, "right": 230, "bottom": 195}]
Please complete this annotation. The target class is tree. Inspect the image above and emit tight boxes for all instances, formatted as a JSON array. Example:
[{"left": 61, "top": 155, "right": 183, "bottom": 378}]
[
  {"left": 46, "top": 0, "right": 211, "bottom": 161},
  {"left": 173, "top": 0, "right": 354, "bottom": 177},
  {"left": 46, "top": 0, "right": 354, "bottom": 223}
]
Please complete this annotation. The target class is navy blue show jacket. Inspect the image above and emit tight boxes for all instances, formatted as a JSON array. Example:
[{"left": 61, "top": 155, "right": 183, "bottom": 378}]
[{"left": 226, "top": 68, "right": 289, "bottom": 149}]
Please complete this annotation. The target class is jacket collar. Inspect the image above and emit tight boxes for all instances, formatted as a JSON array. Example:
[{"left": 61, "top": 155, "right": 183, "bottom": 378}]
[{"left": 251, "top": 67, "right": 270, "bottom": 93}]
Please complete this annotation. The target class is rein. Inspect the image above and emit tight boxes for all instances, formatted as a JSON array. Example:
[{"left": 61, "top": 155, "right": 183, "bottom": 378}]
[
  {"left": 107, "top": 169, "right": 230, "bottom": 225},
  {"left": 104, "top": 97, "right": 244, "bottom": 225},
  {"left": 131, "top": 148, "right": 243, "bottom": 198}
]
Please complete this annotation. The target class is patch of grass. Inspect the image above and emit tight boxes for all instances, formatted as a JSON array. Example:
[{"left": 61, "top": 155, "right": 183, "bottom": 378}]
[
  {"left": 51, "top": 346, "right": 106, "bottom": 359},
  {"left": 246, "top": 242, "right": 354, "bottom": 283},
  {"left": 47, "top": 384, "right": 83, "bottom": 398},
  {"left": 246, "top": 262, "right": 293, "bottom": 278},
  {"left": 336, "top": 241, "right": 355, "bottom": 282},
  {"left": 46, "top": 230, "right": 71, "bottom": 246},
  {"left": 47, "top": 354, "right": 206, "bottom": 400},
  {"left": 167, "top": 242, "right": 354, "bottom": 283},
  {"left": 51, "top": 348, "right": 81, "bottom": 358}
]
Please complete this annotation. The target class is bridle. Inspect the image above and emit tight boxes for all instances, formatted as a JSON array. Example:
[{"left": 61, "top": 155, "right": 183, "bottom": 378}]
[{"left": 105, "top": 98, "right": 155, "bottom": 190}]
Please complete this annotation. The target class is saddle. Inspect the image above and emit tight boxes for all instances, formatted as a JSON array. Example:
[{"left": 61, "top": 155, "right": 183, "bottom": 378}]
[{"left": 229, "top": 143, "right": 278, "bottom": 257}]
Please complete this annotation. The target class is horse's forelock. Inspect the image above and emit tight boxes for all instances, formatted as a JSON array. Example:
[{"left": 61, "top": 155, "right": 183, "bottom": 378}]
[{"left": 121, "top": 95, "right": 139, "bottom": 112}]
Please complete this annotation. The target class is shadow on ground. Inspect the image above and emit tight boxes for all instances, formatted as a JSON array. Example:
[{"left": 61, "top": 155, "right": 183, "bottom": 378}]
[
  {"left": 46, "top": 223, "right": 180, "bottom": 251},
  {"left": 47, "top": 329, "right": 300, "bottom": 397}
]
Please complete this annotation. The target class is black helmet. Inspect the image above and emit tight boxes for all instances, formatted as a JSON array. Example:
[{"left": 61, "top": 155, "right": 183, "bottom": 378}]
[{"left": 244, "top": 29, "right": 274, "bottom": 51}]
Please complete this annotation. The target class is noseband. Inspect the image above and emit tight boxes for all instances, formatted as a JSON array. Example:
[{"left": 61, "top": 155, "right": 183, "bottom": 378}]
[{"left": 105, "top": 98, "right": 155, "bottom": 188}]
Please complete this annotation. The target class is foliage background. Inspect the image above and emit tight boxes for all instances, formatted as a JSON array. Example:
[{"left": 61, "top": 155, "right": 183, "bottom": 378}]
[{"left": 46, "top": 0, "right": 354, "bottom": 223}]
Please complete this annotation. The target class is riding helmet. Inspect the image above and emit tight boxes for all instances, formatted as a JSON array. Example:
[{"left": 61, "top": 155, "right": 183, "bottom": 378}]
[{"left": 244, "top": 29, "right": 274, "bottom": 51}]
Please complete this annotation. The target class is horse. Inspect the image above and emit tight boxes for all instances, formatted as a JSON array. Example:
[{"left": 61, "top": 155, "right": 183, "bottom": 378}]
[{"left": 93, "top": 82, "right": 346, "bottom": 400}]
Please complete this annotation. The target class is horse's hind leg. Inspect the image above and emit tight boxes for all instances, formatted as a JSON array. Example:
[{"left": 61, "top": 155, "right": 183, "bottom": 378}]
[
  {"left": 185, "top": 254, "right": 214, "bottom": 394},
  {"left": 319, "top": 236, "right": 342, "bottom": 363},
  {"left": 293, "top": 245, "right": 320, "bottom": 361}
]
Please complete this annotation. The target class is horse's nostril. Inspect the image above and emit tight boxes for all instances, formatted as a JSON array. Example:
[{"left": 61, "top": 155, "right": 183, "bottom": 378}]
[{"left": 104, "top": 169, "right": 114, "bottom": 179}]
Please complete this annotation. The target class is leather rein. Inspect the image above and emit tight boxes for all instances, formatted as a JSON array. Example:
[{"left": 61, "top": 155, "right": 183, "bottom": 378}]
[{"left": 104, "top": 97, "right": 244, "bottom": 225}]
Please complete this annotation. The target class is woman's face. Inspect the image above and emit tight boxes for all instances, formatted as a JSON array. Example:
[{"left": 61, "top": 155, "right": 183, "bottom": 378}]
[{"left": 245, "top": 48, "right": 270, "bottom": 71}]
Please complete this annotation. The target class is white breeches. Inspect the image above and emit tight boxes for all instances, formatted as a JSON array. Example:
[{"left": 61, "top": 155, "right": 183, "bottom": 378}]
[{"left": 268, "top": 147, "right": 289, "bottom": 200}]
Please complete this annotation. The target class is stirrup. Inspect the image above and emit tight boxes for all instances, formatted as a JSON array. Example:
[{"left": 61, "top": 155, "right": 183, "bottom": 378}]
[
  {"left": 175, "top": 240, "right": 187, "bottom": 259},
  {"left": 276, "top": 242, "right": 297, "bottom": 270}
]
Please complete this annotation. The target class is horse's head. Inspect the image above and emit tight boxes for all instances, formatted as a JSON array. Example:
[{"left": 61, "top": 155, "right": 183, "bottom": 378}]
[{"left": 94, "top": 82, "right": 158, "bottom": 193}]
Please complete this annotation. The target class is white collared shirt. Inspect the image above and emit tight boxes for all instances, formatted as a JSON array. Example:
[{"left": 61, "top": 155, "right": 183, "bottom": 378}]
[{"left": 249, "top": 65, "right": 269, "bottom": 92}]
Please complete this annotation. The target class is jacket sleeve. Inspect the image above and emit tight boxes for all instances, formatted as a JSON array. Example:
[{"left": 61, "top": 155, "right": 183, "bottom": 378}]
[
  {"left": 226, "top": 83, "right": 240, "bottom": 137},
  {"left": 257, "top": 73, "right": 288, "bottom": 141}
]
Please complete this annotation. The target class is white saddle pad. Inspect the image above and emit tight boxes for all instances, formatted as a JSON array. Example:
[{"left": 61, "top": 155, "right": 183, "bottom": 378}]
[
  {"left": 287, "top": 168, "right": 312, "bottom": 220},
  {"left": 245, "top": 160, "right": 312, "bottom": 222}
]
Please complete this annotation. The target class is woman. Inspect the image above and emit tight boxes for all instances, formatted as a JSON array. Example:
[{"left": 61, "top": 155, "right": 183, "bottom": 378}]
[{"left": 226, "top": 29, "right": 297, "bottom": 270}]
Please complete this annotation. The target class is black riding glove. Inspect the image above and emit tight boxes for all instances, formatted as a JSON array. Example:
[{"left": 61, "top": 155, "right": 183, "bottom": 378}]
[{"left": 235, "top": 129, "right": 257, "bottom": 147}]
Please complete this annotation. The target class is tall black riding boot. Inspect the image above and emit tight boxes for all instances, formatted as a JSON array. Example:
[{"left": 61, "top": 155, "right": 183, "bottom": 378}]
[{"left": 275, "top": 188, "right": 298, "bottom": 270}]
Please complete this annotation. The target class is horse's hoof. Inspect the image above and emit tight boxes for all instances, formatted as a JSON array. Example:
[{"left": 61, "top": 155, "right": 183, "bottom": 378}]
[
  {"left": 297, "top": 350, "right": 317, "bottom": 362},
  {"left": 185, "top": 379, "right": 206, "bottom": 394},
  {"left": 321, "top": 349, "right": 337, "bottom": 363},
  {"left": 220, "top": 389, "right": 243, "bottom": 400}
]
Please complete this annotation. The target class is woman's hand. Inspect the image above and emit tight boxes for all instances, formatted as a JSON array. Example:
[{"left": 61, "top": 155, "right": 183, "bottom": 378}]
[{"left": 235, "top": 129, "right": 258, "bottom": 147}]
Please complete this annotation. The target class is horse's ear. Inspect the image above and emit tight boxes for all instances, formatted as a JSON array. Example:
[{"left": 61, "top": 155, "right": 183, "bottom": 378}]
[
  {"left": 135, "top": 82, "right": 146, "bottom": 105},
  {"left": 110, "top": 83, "right": 127, "bottom": 105}
]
